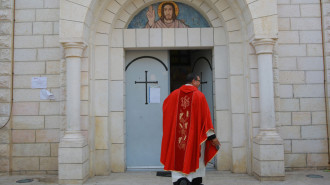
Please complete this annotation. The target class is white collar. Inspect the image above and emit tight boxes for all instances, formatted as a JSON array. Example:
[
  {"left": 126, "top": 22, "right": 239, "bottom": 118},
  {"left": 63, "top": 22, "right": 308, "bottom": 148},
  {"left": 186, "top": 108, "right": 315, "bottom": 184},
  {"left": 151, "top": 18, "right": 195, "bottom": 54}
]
[{"left": 185, "top": 84, "right": 193, "bottom": 86}]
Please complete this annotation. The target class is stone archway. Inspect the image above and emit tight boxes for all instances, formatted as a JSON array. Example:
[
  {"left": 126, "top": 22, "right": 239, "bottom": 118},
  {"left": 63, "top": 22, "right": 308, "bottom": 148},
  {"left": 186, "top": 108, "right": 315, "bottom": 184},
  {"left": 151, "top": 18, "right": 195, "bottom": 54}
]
[{"left": 59, "top": 0, "right": 283, "bottom": 183}]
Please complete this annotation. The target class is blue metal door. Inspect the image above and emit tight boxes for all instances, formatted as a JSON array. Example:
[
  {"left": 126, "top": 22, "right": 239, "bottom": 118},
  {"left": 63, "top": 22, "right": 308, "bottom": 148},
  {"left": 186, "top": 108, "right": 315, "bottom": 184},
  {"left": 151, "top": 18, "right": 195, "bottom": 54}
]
[
  {"left": 192, "top": 50, "right": 214, "bottom": 122},
  {"left": 125, "top": 51, "right": 169, "bottom": 169}
]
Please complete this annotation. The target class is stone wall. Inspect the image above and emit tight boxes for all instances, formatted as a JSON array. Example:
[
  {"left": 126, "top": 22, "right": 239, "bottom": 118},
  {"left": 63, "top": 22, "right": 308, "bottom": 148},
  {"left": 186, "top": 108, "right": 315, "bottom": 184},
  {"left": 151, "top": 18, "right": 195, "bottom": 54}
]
[
  {"left": 277, "top": 0, "right": 329, "bottom": 169},
  {"left": 0, "top": 0, "right": 13, "bottom": 176},
  {"left": 10, "top": 0, "right": 61, "bottom": 174}
]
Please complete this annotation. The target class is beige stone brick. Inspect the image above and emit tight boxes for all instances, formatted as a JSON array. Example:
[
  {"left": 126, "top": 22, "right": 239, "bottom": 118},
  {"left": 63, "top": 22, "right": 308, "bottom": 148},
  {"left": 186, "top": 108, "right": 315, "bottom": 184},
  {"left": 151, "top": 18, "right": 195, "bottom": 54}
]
[
  {"left": 0, "top": 129, "right": 9, "bottom": 143},
  {"left": 279, "top": 126, "right": 300, "bottom": 139},
  {"left": 278, "top": 5, "right": 300, "bottom": 17},
  {"left": 95, "top": 150, "right": 110, "bottom": 175},
  {"left": 291, "top": 18, "right": 321, "bottom": 30},
  {"left": 12, "top": 102, "right": 39, "bottom": 116},
  {"left": 0, "top": 89, "right": 10, "bottom": 102},
  {"left": 297, "top": 57, "right": 323, "bottom": 70},
  {"left": 40, "top": 157, "right": 58, "bottom": 170},
  {"left": 285, "top": 154, "right": 306, "bottom": 167},
  {"left": 95, "top": 46, "right": 108, "bottom": 80},
  {"left": 216, "top": 142, "right": 231, "bottom": 171},
  {"left": 44, "top": 35, "right": 60, "bottom": 48},
  {"left": 36, "top": 9, "right": 59, "bottom": 21},
  {"left": 36, "top": 129, "right": 59, "bottom": 142},
  {"left": 12, "top": 130, "right": 35, "bottom": 143},
  {"left": 306, "top": 71, "right": 324, "bottom": 83},
  {"left": 0, "top": 49, "right": 11, "bottom": 61},
  {"left": 300, "top": 98, "right": 325, "bottom": 111},
  {"left": 279, "top": 85, "right": 293, "bottom": 98},
  {"left": 284, "top": 140, "right": 291, "bottom": 153},
  {"left": 53, "top": 22, "right": 59, "bottom": 34},
  {"left": 0, "top": 76, "right": 10, "bottom": 88},
  {"left": 278, "top": 45, "right": 306, "bottom": 57},
  {"left": 15, "top": 9, "right": 35, "bottom": 22},
  {"left": 312, "top": 111, "right": 326, "bottom": 125},
  {"left": 278, "top": 31, "right": 299, "bottom": 43},
  {"left": 39, "top": 102, "right": 60, "bottom": 115},
  {"left": 231, "top": 76, "right": 245, "bottom": 113},
  {"left": 293, "top": 84, "right": 324, "bottom": 98},
  {"left": 123, "top": 29, "right": 135, "bottom": 47},
  {"left": 292, "top": 112, "right": 311, "bottom": 125},
  {"left": 0, "top": 144, "right": 9, "bottom": 157},
  {"left": 14, "top": 22, "right": 32, "bottom": 35},
  {"left": 13, "top": 143, "right": 50, "bottom": 156},
  {"left": 14, "top": 89, "right": 41, "bottom": 102},
  {"left": 232, "top": 114, "right": 246, "bottom": 147},
  {"left": 81, "top": 86, "right": 88, "bottom": 101},
  {"left": 277, "top": 112, "right": 291, "bottom": 126},
  {"left": 15, "top": 36, "right": 43, "bottom": 48},
  {"left": 14, "top": 62, "right": 45, "bottom": 75},
  {"left": 0, "top": 62, "right": 10, "bottom": 75},
  {"left": 16, "top": 0, "right": 43, "bottom": 9},
  {"left": 279, "top": 18, "right": 290, "bottom": 31},
  {"left": 0, "top": 103, "right": 9, "bottom": 116},
  {"left": 279, "top": 71, "right": 305, "bottom": 84},
  {"left": 307, "top": 154, "right": 329, "bottom": 166},
  {"left": 0, "top": 158, "right": 9, "bottom": 172},
  {"left": 12, "top": 116, "right": 44, "bottom": 129},
  {"left": 162, "top": 28, "right": 174, "bottom": 47},
  {"left": 44, "top": 0, "right": 59, "bottom": 8},
  {"left": 280, "top": 99, "right": 299, "bottom": 111},
  {"left": 111, "top": 144, "right": 125, "bottom": 172},
  {"left": 300, "top": 4, "right": 320, "bottom": 17},
  {"left": 188, "top": 28, "right": 200, "bottom": 47},
  {"left": 232, "top": 147, "right": 246, "bottom": 173},
  {"left": 300, "top": 31, "right": 322, "bottom": 43},
  {"left": 307, "top": 44, "right": 322, "bottom": 56},
  {"left": 14, "top": 49, "right": 37, "bottom": 61},
  {"left": 46, "top": 61, "right": 60, "bottom": 74},
  {"left": 229, "top": 44, "right": 243, "bottom": 75},
  {"left": 302, "top": 125, "right": 327, "bottom": 139},
  {"left": 37, "top": 48, "right": 61, "bottom": 61},
  {"left": 12, "top": 157, "right": 39, "bottom": 171},
  {"left": 292, "top": 140, "right": 327, "bottom": 153},
  {"left": 51, "top": 143, "right": 58, "bottom": 157},
  {"left": 33, "top": 22, "right": 53, "bottom": 35},
  {"left": 251, "top": 98, "right": 259, "bottom": 113},
  {"left": 95, "top": 117, "right": 109, "bottom": 150}
]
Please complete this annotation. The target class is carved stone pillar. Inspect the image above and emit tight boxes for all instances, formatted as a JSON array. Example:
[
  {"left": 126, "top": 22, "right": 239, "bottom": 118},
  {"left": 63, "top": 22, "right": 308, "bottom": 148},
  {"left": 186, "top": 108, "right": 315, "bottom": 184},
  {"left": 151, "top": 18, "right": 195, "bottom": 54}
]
[
  {"left": 252, "top": 39, "right": 285, "bottom": 181},
  {"left": 58, "top": 42, "right": 89, "bottom": 184}
]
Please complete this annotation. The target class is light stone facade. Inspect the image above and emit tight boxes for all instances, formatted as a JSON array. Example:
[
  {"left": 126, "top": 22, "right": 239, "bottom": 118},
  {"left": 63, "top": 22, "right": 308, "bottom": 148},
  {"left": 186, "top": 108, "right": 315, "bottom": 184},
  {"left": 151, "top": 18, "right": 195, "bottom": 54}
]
[{"left": 0, "top": 0, "right": 329, "bottom": 184}]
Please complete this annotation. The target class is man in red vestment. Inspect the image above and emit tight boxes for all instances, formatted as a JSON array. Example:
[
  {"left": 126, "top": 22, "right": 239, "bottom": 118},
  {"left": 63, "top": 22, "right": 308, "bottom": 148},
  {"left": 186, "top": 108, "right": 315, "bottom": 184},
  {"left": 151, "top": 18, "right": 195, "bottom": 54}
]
[{"left": 161, "top": 73, "right": 221, "bottom": 185}]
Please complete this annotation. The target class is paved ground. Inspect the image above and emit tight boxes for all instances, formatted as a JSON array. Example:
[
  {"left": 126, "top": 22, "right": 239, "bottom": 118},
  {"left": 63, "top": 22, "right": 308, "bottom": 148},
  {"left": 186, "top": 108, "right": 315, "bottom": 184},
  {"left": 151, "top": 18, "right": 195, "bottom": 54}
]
[{"left": 0, "top": 170, "right": 329, "bottom": 185}]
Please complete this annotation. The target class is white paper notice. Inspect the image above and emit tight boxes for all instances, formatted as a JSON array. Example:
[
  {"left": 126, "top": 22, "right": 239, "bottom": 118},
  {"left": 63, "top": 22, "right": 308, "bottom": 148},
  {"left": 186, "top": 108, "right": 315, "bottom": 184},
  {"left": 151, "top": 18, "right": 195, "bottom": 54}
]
[
  {"left": 149, "top": 87, "right": 160, "bottom": 103},
  {"left": 31, "top": 77, "right": 47, "bottom": 89}
]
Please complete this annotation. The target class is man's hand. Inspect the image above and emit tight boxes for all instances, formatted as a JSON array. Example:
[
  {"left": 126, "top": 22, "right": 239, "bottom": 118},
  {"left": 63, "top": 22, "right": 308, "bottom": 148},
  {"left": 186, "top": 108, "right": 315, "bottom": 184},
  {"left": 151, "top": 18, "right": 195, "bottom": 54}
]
[
  {"left": 146, "top": 5, "right": 155, "bottom": 27},
  {"left": 211, "top": 138, "right": 221, "bottom": 147}
]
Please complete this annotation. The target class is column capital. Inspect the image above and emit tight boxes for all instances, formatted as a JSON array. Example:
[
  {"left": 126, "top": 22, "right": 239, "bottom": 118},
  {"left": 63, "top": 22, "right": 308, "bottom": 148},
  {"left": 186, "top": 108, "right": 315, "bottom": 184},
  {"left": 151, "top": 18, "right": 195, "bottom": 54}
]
[
  {"left": 251, "top": 38, "right": 277, "bottom": 55},
  {"left": 62, "top": 42, "right": 87, "bottom": 58}
]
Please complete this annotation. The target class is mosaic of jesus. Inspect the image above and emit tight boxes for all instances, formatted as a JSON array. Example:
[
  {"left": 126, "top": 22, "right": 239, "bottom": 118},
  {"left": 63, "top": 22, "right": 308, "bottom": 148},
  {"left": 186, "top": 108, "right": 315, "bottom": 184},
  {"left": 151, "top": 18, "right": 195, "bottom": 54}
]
[{"left": 128, "top": 1, "right": 210, "bottom": 29}]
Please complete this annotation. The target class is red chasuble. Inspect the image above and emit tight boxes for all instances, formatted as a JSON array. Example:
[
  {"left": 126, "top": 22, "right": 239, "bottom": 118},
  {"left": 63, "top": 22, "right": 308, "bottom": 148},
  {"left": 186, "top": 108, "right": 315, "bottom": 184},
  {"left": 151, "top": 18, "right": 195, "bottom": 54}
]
[{"left": 161, "top": 85, "right": 218, "bottom": 174}]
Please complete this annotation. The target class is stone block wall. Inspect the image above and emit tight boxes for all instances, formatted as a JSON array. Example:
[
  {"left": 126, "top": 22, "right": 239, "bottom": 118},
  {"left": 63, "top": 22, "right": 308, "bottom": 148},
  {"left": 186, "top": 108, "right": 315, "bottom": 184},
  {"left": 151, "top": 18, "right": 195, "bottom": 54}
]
[
  {"left": 277, "top": 0, "right": 329, "bottom": 169},
  {"left": 10, "top": 0, "right": 61, "bottom": 175},
  {"left": 0, "top": 0, "right": 13, "bottom": 176}
]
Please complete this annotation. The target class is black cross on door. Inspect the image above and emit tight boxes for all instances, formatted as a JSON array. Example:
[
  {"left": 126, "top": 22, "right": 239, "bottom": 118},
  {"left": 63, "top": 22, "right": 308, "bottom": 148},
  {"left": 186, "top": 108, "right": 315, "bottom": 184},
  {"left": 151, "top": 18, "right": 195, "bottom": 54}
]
[
  {"left": 135, "top": 71, "right": 158, "bottom": 104},
  {"left": 199, "top": 72, "right": 207, "bottom": 92}
]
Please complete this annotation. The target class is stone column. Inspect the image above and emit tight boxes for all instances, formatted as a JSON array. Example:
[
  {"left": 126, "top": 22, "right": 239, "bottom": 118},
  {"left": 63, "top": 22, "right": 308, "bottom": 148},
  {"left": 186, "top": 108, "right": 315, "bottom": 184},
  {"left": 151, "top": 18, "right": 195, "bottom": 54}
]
[
  {"left": 58, "top": 42, "right": 89, "bottom": 184},
  {"left": 252, "top": 39, "right": 285, "bottom": 181}
]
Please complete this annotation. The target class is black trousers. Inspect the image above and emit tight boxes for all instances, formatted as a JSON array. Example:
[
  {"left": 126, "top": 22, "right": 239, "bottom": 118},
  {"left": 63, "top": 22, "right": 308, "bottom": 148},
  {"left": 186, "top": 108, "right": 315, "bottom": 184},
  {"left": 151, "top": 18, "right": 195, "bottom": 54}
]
[{"left": 173, "top": 177, "right": 202, "bottom": 185}]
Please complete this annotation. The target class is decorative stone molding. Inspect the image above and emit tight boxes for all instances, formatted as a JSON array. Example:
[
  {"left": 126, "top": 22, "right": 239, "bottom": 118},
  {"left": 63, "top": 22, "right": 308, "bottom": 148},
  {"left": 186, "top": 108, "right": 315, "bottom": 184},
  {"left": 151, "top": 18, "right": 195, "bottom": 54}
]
[
  {"left": 251, "top": 38, "right": 276, "bottom": 55},
  {"left": 62, "top": 42, "right": 86, "bottom": 58}
]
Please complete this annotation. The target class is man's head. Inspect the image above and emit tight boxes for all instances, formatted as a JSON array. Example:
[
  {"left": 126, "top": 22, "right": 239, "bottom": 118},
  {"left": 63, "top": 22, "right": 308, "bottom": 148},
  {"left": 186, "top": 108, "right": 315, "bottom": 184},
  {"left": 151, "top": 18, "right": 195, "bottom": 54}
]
[
  {"left": 186, "top": 73, "right": 200, "bottom": 88},
  {"left": 160, "top": 2, "right": 176, "bottom": 22}
]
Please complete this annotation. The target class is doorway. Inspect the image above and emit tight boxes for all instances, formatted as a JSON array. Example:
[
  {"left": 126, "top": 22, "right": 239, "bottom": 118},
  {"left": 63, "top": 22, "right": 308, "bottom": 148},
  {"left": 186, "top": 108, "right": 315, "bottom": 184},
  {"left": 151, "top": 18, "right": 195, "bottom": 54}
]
[{"left": 125, "top": 49, "right": 213, "bottom": 170}]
